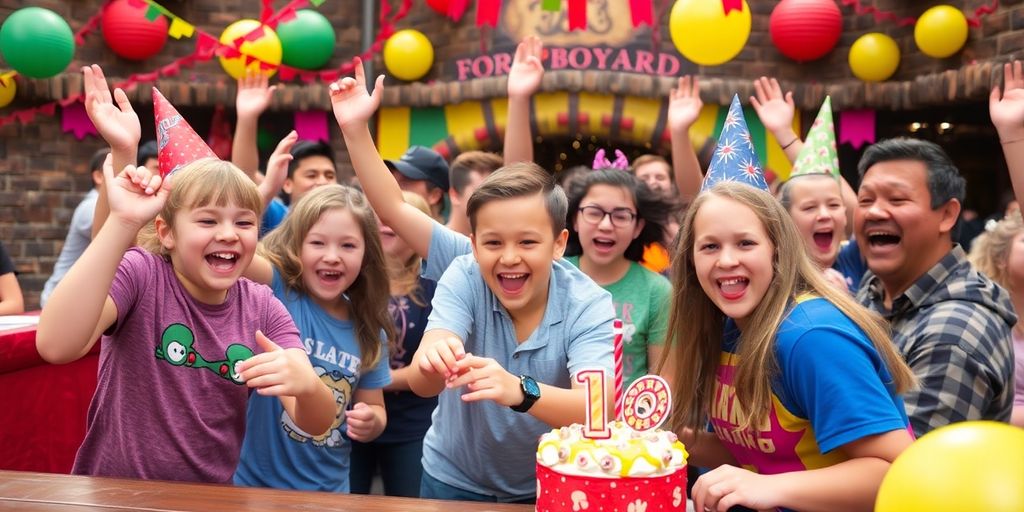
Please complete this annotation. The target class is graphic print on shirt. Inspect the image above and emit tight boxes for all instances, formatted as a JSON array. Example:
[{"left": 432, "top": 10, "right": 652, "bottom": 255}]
[
  {"left": 154, "top": 323, "right": 253, "bottom": 384},
  {"left": 281, "top": 366, "right": 356, "bottom": 448},
  {"left": 388, "top": 295, "right": 411, "bottom": 366}
]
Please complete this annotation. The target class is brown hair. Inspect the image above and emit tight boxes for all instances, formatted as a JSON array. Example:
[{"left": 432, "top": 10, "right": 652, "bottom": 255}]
[
  {"left": 389, "top": 191, "right": 432, "bottom": 307},
  {"left": 631, "top": 154, "right": 671, "bottom": 179},
  {"left": 467, "top": 162, "right": 567, "bottom": 236},
  {"left": 259, "top": 185, "right": 393, "bottom": 370},
  {"left": 660, "top": 182, "right": 915, "bottom": 432},
  {"left": 450, "top": 151, "right": 503, "bottom": 195},
  {"left": 138, "top": 158, "right": 263, "bottom": 257},
  {"left": 968, "top": 211, "right": 1024, "bottom": 292}
]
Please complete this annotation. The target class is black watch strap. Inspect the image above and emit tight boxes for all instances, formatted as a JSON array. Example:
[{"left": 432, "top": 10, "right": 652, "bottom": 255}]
[{"left": 511, "top": 375, "right": 540, "bottom": 413}]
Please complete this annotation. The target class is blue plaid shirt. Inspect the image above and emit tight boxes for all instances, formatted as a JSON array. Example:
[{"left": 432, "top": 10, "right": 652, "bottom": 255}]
[{"left": 857, "top": 245, "right": 1016, "bottom": 437}]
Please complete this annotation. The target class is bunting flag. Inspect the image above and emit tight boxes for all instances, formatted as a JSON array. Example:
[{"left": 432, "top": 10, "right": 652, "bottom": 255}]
[
  {"left": 838, "top": 109, "right": 876, "bottom": 150},
  {"left": 721, "top": 0, "right": 744, "bottom": 15},
  {"left": 477, "top": 0, "right": 501, "bottom": 27},
  {"left": 60, "top": 100, "right": 98, "bottom": 140},
  {"left": 542, "top": 0, "right": 560, "bottom": 11},
  {"left": 294, "top": 110, "right": 329, "bottom": 142},
  {"left": 568, "top": 0, "right": 587, "bottom": 30},
  {"left": 630, "top": 0, "right": 654, "bottom": 27}
]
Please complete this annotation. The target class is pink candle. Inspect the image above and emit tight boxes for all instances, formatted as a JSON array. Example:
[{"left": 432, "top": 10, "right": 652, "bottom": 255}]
[{"left": 613, "top": 318, "right": 623, "bottom": 420}]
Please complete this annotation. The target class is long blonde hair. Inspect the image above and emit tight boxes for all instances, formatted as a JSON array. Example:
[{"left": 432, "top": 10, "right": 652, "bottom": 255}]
[
  {"left": 388, "top": 191, "right": 432, "bottom": 306},
  {"left": 138, "top": 158, "right": 263, "bottom": 257},
  {"left": 259, "top": 185, "right": 393, "bottom": 370},
  {"left": 968, "top": 212, "right": 1024, "bottom": 292},
  {"left": 661, "top": 182, "right": 915, "bottom": 432}
]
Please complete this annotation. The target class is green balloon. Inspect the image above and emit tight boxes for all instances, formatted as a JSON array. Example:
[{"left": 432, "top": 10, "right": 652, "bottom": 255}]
[
  {"left": 276, "top": 9, "right": 335, "bottom": 70},
  {"left": 257, "top": 128, "right": 276, "bottom": 152},
  {"left": 0, "top": 7, "right": 75, "bottom": 79}
]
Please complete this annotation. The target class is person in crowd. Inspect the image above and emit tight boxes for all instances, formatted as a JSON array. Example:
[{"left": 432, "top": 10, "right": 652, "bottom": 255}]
[
  {"left": 446, "top": 151, "right": 502, "bottom": 236},
  {"left": 41, "top": 148, "right": 109, "bottom": 307},
  {"left": 384, "top": 145, "right": 450, "bottom": 222},
  {"left": 329, "top": 56, "right": 614, "bottom": 504}
]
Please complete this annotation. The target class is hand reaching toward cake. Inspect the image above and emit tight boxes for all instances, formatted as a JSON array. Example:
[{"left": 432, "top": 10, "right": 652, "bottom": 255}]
[{"left": 446, "top": 354, "right": 522, "bottom": 406}]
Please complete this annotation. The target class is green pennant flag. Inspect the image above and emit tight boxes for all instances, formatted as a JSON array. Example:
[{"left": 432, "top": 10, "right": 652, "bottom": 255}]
[
  {"left": 144, "top": 5, "right": 163, "bottom": 22},
  {"left": 310, "top": 0, "right": 326, "bottom": 6},
  {"left": 790, "top": 96, "right": 839, "bottom": 180},
  {"left": 542, "top": 0, "right": 561, "bottom": 11}
]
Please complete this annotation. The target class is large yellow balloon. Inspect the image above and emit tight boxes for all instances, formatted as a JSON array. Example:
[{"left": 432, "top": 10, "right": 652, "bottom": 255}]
[
  {"left": 848, "top": 33, "right": 900, "bottom": 82},
  {"left": 384, "top": 29, "right": 434, "bottom": 81},
  {"left": 670, "top": 0, "right": 751, "bottom": 66},
  {"left": 0, "top": 72, "right": 16, "bottom": 108},
  {"left": 218, "top": 19, "right": 282, "bottom": 79},
  {"left": 876, "top": 422, "right": 1024, "bottom": 512},
  {"left": 915, "top": 5, "right": 968, "bottom": 58}
]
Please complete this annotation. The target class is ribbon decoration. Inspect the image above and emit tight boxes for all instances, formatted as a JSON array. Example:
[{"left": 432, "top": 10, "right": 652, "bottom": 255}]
[
  {"left": 630, "top": 0, "right": 654, "bottom": 27},
  {"left": 839, "top": 0, "right": 1000, "bottom": 28},
  {"left": 0, "top": 0, "right": 413, "bottom": 129},
  {"left": 838, "top": 109, "right": 876, "bottom": 150}
]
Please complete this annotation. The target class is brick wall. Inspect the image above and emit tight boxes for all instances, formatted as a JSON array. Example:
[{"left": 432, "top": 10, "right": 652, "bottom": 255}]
[{"left": 2, "top": 0, "right": 1023, "bottom": 309}]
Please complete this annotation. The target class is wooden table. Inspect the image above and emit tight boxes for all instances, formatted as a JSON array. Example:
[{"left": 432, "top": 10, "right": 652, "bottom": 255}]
[{"left": 0, "top": 471, "right": 535, "bottom": 511}]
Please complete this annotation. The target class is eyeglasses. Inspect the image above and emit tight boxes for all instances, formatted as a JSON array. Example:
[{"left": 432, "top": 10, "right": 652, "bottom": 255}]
[{"left": 578, "top": 205, "right": 637, "bottom": 227}]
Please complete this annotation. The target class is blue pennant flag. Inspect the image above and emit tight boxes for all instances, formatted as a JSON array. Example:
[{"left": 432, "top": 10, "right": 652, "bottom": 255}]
[{"left": 701, "top": 94, "right": 769, "bottom": 192}]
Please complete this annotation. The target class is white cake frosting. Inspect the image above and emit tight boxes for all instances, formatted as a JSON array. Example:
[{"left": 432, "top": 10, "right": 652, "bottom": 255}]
[{"left": 536, "top": 422, "right": 687, "bottom": 478}]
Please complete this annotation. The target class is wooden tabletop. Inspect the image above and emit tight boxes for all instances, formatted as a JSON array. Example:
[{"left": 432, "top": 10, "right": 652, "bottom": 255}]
[{"left": 0, "top": 471, "right": 534, "bottom": 511}]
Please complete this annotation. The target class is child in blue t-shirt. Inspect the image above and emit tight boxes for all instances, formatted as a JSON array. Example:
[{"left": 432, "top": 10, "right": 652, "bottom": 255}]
[
  {"left": 662, "top": 182, "right": 916, "bottom": 512},
  {"left": 329, "top": 58, "right": 614, "bottom": 503},
  {"left": 233, "top": 183, "right": 393, "bottom": 492}
]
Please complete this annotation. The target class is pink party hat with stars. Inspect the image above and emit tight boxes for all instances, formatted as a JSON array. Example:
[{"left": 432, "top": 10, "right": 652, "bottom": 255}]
[
  {"left": 701, "top": 94, "right": 769, "bottom": 192},
  {"left": 153, "top": 88, "right": 217, "bottom": 178}
]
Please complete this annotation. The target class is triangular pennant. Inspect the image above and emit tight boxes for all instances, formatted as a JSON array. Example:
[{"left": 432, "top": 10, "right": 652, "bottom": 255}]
[
  {"left": 790, "top": 96, "right": 839, "bottom": 180},
  {"left": 152, "top": 88, "right": 217, "bottom": 178},
  {"left": 701, "top": 94, "right": 768, "bottom": 192}
]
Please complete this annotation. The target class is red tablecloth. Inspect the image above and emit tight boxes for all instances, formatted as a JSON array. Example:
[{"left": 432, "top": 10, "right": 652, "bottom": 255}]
[{"left": 0, "top": 314, "right": 99, "bottom": 473}]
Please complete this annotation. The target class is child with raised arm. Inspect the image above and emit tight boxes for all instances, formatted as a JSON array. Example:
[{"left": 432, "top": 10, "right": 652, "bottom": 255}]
[
  {"left": 329, "top": 57, "right": 614, "bottom": 503},
  {"left": 992, "top": 60, "right": 1024, "bottom": 209},
  {"left": 36, "top": 67, "right": 335, "bottom": 483},
  {"left": 234, "top": 183, "right": 393, "bottom": 492}
]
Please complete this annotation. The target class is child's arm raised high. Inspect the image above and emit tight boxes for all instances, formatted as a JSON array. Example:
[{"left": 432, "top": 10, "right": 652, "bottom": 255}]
[
  {"left": 991, "top": 60, "right": 1024, "bottom": 208},
  {"left": 37, "top": 158, "right": 169, "bottom": 363},
  {"left": 328, "top": 59, "right": 435, "bottom": 260},
  {"left": 503, "top": 36, "right": 544, "bottom": 166}
]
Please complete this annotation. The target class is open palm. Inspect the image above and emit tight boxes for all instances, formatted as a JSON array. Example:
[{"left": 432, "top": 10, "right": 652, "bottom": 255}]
[
  {"left": 236, "top": 72, "right": 276, "bottom": 119},
  {"left": 668, "top": 76, "right": 703, "bottom": 133},
  {"left": 82, "top": 64, "right": 140, "bottom": 151},
  {"left": 508, "top": 36, "right": 544, "bottom": 98},
  {"left": 750, "top": 76, "right": 794, "bottom": 134},
  {"left": 991, "top": 61, "right": 1024, "bottom": 137},
  {"left": 329, "top": 57, "right": 384, "bottom": 132}
]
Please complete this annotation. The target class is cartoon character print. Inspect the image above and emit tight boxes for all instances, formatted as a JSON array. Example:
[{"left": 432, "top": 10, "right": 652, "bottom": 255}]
[
  {"left": 155, "top": 323, "right": 253, "bottom": 384},
  {"left": 280, "top": 366, "right": 355, "bottom": 447}
]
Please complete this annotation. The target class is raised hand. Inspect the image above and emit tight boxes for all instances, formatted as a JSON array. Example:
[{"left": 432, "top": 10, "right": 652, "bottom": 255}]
[
  {"left": 508, "top": 35, "right": 544, "bottom": 99},
  {"left": 82, "top": 64, "right": 140, "bottom": 151},
  {"left": 329, "top": 57, "right": 385, "bottom": 132},
  {"left": 238, "top": 331, "right": 320, "bottom": 397},
  {"left": 667, "top": 76, "right": 703, "bottom": 134},
  {"left": 446, "top": 354, "right": 520, "bottom": 406},
  {"left": 750, "top": 76, "right": 796, "bottom": 137},
  {"left": 236, "top": 71, "right": 277, "bottom": 120},
  {"left": 101, "top": 154, "right": 170, "bottom": 228},
  {"left": 991, "top": 60, "right": 1024, "bottom": 140},
  {"left": 259, "top": 130, "right": 297, "bottom": 205}
]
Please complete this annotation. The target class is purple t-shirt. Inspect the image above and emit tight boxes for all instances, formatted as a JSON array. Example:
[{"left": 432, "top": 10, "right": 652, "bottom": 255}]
[{"left": 72, "top": 248, "right": 301, "bottom": 483}]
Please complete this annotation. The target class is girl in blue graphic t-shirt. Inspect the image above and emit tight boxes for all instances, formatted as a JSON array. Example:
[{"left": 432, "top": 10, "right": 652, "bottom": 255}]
[{"left": 234, "top": 181, "right": 394, "bottom": 492}]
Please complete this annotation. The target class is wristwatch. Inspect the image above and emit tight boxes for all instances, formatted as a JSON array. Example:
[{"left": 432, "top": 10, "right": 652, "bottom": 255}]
[{"left": 511, "top": 375, "right": 541, "bottom": 413}]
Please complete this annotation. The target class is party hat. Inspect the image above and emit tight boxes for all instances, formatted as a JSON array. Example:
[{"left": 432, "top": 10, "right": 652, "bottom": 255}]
[
  {"left": 701, "top": 95, "right": 768, "bottom": 192},
  {"left": 789, "top": 96, "right": 839, "bottom": 180},
  {"left": 153, "top": 88, "right": 217, "bottom": 178}
]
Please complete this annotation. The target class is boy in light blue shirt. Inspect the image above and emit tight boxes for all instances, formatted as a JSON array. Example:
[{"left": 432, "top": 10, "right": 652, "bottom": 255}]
[{"left": 329, "top": 59, "right": 615, "bottom": 503}]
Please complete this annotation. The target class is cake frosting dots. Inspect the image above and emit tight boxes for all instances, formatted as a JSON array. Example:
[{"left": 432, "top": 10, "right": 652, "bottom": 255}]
[{"left": 536, "top": 422, "right": 688, "bottom": 512}]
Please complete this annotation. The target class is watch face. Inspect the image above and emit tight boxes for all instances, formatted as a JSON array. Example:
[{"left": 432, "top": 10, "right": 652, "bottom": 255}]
[{"left": 523, "top": 376, "right": 541, "bottom": 397}]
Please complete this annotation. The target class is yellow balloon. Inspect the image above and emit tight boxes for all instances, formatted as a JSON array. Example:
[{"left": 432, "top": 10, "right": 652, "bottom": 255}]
[
  {"left": 384, "top": 29, "right": 434, "bottom": 81},
  {"left": 669, "top": 0, "right": 751, "bottom": 66},
  {"left": 915, "top": 5, "right": 968, "bottom": 58},
  {"left": 0, "top": 72, "right": 16, "bottom": 108},
  {"left": 876, "top": 422, "right": 1024, "bottom": 512},
  {"left": 848, "top": 32, "right": 900, "bottom": 82},
  {"left": 218, "top": 19, "right": 282, "bottom": 79}
]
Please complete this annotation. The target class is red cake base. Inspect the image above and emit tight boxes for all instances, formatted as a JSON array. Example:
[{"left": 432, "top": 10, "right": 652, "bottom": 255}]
[{"left": 535, "top": 463, "right": 688, "bottom": 512}]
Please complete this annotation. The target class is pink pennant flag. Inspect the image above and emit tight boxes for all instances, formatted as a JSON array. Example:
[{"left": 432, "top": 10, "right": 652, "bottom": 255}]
[
  {"left": 568, "top": 0, "right": 587, "bottom": 30},
  {"left": 294, "top": 110, "right": 329, "bottom": 142},
  {"left": 448, "top": 0, "right": 469, "bottom": 21},
  {"left": 476, "top": 0, "right": 501, "bottom": 27},
  {"left": 62, "top": 101, "right": 98, "bottom": 139},
  {"left": 630, "top": 0, "right": 653, "bottom": 27},
  {"left": 839, "top": 109, "right": 876, "bottom": 150}
]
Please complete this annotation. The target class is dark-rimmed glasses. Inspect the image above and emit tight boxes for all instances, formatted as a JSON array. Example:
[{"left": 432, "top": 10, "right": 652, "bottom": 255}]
[{"left": 578, "top": 206, "right": 637, "bottom": 227}]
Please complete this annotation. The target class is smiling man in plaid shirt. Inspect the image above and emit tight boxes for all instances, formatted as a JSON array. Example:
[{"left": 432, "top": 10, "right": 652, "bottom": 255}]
[{"left": 853, "top": 138, "right": 1016, "bottom": 437}]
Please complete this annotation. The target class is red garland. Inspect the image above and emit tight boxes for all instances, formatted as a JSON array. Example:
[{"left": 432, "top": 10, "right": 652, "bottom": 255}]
[
  {"left": 840, "top": 0, "right": 999, "bottom": 28},
  {"left": 0, "top": 0, "right": 413, "bottom": 128}
]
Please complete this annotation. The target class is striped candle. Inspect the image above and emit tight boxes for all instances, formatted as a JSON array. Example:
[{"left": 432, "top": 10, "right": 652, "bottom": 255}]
[{"left": 613, "top": 318, "right": 624, "bottom": 420}]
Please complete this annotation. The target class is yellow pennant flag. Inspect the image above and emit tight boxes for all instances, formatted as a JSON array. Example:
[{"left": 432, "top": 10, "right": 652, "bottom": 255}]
[{"left": 168, "top": 17, "right": 195, "bottom": 39}]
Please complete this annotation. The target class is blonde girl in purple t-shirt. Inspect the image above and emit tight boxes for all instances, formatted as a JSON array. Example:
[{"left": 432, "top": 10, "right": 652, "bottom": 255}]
[{"left": 36, "top": 65, "right": 335, "bottom": 483}]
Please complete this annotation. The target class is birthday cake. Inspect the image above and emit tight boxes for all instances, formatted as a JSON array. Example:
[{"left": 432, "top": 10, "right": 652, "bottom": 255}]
[{"left": 535, "top": 422, "right": 688, "bottom": 512}]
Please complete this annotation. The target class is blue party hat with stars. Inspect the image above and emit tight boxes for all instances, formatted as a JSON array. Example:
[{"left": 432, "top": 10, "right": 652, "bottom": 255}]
[{"left": 701, "top": 94, "right": 769, "bottom": 192}]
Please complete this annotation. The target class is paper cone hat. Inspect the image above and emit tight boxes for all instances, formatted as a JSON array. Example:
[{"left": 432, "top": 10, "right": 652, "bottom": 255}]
[
  {"left": 701, "top": 95, "right": 768, "bottom": 192},
  {"left": 789, "top": 96, "right": 839, "bottom": 180},
  {"left": 153, "top": 88, "right": 217, "bottom": 178}
]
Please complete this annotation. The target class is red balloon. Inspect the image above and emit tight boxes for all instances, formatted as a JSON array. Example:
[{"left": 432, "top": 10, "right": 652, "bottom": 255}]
[
  {"left": 101, "top": 0, "right": 169, "bottom": 61},
  {"left": 426, "top": 0, "right": 450, "bottom": 16},
  {"left": 769, "top": 0, "right": 842, "bottom": 62}
]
